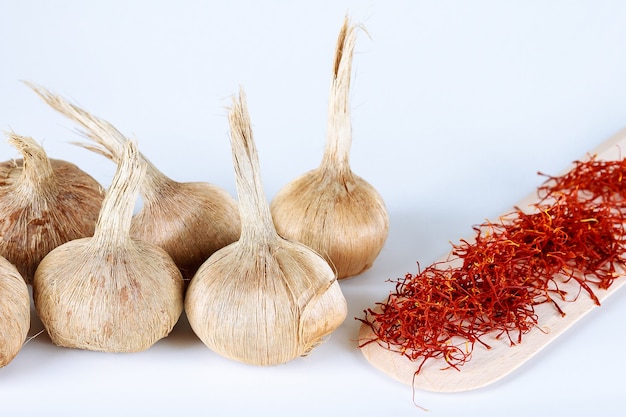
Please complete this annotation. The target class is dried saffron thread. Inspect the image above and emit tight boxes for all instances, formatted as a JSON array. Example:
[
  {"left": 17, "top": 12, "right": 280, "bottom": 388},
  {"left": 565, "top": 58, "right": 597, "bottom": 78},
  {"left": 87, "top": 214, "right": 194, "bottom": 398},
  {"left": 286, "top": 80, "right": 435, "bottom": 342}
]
[
  {"left": 359, "top": 156, "right": 626, "bottom": 374},
  {"left": 539, "top": 156, "right": 626, "bottom": 206}
]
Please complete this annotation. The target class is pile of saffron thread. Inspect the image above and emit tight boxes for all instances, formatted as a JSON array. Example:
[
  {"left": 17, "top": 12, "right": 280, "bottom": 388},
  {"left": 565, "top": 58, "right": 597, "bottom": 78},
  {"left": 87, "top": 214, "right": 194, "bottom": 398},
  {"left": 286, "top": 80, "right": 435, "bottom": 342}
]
[{"left": 359, "top": 156, "right": 626, "bottom": 374}]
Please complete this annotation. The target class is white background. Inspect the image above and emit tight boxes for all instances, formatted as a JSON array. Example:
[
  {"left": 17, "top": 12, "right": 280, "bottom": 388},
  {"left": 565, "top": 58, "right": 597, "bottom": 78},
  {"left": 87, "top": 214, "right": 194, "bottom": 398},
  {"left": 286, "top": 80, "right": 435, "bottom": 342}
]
[{"left": 2, "top": 1, "right": 626, "bottom": 416}]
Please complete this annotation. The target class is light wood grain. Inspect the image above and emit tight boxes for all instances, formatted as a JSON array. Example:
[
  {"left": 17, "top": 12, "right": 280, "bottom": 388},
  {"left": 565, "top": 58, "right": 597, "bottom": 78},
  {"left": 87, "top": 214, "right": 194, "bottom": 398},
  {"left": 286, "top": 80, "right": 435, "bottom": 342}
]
[{"left": 359, "top": 127, "right": 626, "bottom": 392}]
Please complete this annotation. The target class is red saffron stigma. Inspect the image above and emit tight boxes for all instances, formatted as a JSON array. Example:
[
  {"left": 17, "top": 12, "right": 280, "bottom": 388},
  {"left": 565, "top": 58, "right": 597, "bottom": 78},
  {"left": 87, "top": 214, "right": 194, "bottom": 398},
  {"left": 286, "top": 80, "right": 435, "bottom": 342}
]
[{"left": 359, "top": 156, "right": 626, "bottom": 374}]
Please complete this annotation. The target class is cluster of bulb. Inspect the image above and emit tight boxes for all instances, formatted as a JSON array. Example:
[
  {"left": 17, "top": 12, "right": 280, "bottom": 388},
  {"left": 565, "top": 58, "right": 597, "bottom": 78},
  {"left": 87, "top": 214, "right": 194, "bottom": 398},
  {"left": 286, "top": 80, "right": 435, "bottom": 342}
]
[{"left": 0, "top": 17, "right": 389, "bottom": 368}]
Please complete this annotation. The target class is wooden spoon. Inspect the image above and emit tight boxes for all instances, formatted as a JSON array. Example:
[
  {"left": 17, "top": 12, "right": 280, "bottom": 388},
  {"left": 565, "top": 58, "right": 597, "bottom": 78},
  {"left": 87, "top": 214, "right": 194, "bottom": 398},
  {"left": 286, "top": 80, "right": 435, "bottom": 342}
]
[{"left": 358, "top": 127, "right": 626, "bottom": 392}]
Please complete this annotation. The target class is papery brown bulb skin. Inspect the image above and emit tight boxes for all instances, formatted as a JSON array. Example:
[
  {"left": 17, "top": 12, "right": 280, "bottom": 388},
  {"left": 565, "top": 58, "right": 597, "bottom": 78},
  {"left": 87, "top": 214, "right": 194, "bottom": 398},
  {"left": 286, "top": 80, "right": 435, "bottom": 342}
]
[
  {"left": 0, "top": 256, "right": 30, "bottom": 367},
  {"left": 0, "top": 158, "right": 105, "bottom": 284},
  {"left": 270, "top": 168, "right": 389, "bottom": 279},
  {"left": 185, "top": 238, "right": 347, "bottom": 366},
  {"left": 33, "top": 239, "right": 184, "bottom": 353},
  {"left": 270, "top": 18, "right": 388, "bottom": 279},
  {"left": 186, "top": 88, "right": 347, "bottom": 366},
  {"left": 131, "top": 181, "right": 241, "bottom": 281},
  {"left": 33, "top": 140, "right": 183, "bottom": 353}
]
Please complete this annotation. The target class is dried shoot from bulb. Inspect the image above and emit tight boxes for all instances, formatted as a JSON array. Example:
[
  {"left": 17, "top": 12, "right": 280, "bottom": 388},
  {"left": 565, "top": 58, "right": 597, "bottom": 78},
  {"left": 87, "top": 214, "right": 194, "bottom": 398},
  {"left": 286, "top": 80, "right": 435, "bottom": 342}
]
[
  {"left": 185, "top": 89, "right": 347, "bottom": 366},
  {"left": 27, "top": 82, "right": 241, "bottom": 281},
  {"left": 270, "top": 17, "right": 389, "bottom": 279},
  {"left": 33, "top": 141, "right": 184, "bottom": 352},
  {"left": 0, "top": 132, "right": 104, "bottom": 284},
  {"left": 0, "top": 256, "right": 29, "bottom": 367}
]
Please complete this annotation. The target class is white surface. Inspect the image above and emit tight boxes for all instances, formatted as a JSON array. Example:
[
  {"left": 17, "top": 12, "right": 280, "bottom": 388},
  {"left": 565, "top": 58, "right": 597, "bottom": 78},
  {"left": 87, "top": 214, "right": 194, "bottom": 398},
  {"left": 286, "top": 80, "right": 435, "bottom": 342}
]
[{"left": 1, "top": 1, "right": 626, "bottom": 416}]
